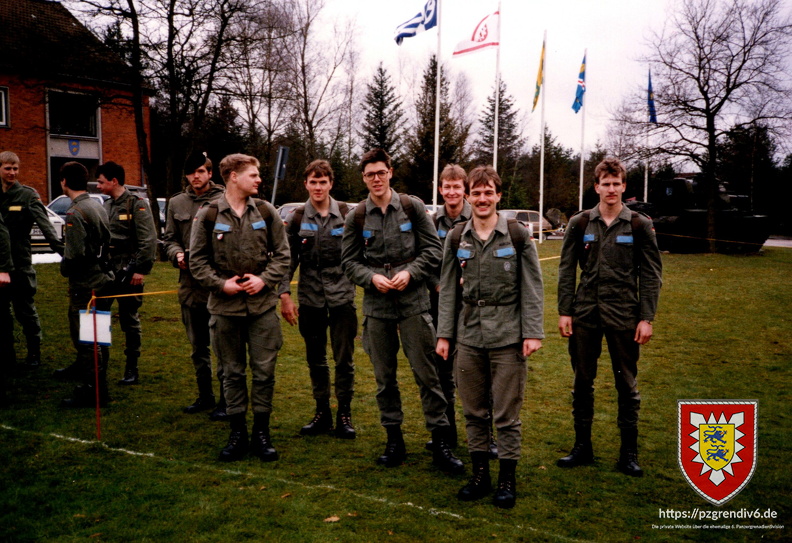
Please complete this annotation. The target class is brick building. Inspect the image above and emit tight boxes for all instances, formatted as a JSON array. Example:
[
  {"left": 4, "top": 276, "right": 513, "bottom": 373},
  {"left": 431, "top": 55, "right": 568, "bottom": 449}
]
[{"left": 0, "top": 0, "right": 150, "bottom": 203}]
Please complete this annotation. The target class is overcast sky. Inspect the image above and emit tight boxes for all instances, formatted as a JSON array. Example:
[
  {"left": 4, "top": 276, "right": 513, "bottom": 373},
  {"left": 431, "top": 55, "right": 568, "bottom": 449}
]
[{"left": 323, "top": 0, "right": 678, "bottom": 155}]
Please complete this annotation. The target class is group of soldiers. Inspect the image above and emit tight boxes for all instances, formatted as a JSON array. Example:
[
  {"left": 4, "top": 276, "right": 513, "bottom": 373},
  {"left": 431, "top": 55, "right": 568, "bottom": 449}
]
[{"left": 0, "top": 149, "right": 662, "bottom": 510}]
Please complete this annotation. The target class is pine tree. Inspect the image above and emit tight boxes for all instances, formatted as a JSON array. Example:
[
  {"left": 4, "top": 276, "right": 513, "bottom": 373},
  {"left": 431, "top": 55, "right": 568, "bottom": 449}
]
[
  {"left": 402, "top": 55, "right": 469, "bottom": 202},
  {"left": 359, "top": 63, "right": 405, "bottom": 164},
  {"left": 473, "top": 79, "right": 524, "bottom": 174}
]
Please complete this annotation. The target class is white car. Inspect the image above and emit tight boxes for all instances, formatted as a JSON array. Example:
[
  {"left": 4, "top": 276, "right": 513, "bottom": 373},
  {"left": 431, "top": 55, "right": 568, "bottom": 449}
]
[{"left": 30, "top": 206, "right": 65, "bottom": 253}]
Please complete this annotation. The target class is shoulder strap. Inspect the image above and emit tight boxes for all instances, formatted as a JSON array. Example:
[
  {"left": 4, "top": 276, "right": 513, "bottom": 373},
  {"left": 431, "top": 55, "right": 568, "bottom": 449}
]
[
  {"left": 338, "top": 202, "right": 350, "bottom": 218},
  {"left": 573, "top": 210, "right": 591, "bottom": 268},
  {"left": 290, "top": 205, "right": 306, "bottom": 237},
  {"left": 506, "top": 219, "right": 525, "bottom": 255},
  {"left": 449, "top": 221, "right": 467, "bottom": 255},
  {"left": 399, "top": 193, "right": 418, "bottom": 224},
  {"left": 203, "top": 202, "right": 219, "bottom": 226},
  {"left": 354, "top": 199, "right": 366, "bottom": 235}
]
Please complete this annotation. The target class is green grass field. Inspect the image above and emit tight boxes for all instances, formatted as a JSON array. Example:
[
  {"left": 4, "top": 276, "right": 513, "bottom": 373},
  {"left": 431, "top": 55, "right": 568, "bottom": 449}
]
[{"left": 1, "top": 242, "right": 790, "bottom": 542}]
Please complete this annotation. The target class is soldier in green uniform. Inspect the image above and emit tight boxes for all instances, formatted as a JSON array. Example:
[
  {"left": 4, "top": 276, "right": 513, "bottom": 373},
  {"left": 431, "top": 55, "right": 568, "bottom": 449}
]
[
  {"left": 436, "top": 165, "right": 544, "bottom": 509},
  {"left": 95, "top": 161, "right": 158, "bottom": 386},
  {"left": 190, "top": 154, "right": 290, "bottom": 462},
  {"left": 0, "top": 211, "right": 13, "bottom": 406},
  {"left": 162, "top": 152, "right": 227, "bottom": 420},
  {"left": 556, "top": 157, "right": 662, "bottom": 477},
  {"left": 278, "top": 159, "right": 357, "bottom": 439},
  {"left": 56, "top": 162, "right": 115, "bottom": 408},
  {"left": 341, "top": 148, "right": 463, "bottom": 475},
  {"left": 0, "top": 151, "right": 64, "bottom": 367}
]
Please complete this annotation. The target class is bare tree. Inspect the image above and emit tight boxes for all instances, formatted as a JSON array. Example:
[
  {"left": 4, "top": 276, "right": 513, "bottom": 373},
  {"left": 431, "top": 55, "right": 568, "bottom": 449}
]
[{"left": 622, "top": 0, "right": 792, "bottom": 249}]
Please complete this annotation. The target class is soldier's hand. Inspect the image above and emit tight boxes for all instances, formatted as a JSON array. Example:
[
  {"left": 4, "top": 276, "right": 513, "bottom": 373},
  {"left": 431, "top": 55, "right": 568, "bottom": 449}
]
[
  {"left": 558, "top": 316, "right": 573, "bottom": 337},
  {"left": 280, "top": 294, "right": 298, "bottom": 326},
  {"left": 239, "top": 274, "right": 265, "bottom": 295},
  {"left": 371, "top": 274, "right": 392, "bottom": 293},
  {"left": 0, "top": 272, "right": 10, "bottom": 287},
  {"left": 130, "top": 273, "right": 145, "bottom": 286},
  {"left": 222, "top": 277, "right": 245, "bottom": 296},
  {"left": 634, "top": 320, "right": 653, "bottom": 345},
  {"left": 176, "top": 252, "right": 188, "bottom": 270},
  {"left": 523, "top": 338, "right": 542, "bottom": 357},
  {"left": 435, "top": 338, "right": 450, "bottom": 360},
  {"left": 390, "top": 270, "right": 411, "bottom": 291}
]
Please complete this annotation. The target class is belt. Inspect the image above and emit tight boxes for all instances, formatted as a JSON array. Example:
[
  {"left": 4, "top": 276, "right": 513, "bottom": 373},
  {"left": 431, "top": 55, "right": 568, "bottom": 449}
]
[
  {"left": 365, "top": 256, "right": 416, "bottom": 270},
  {"left": 462, "top": 298, "right": 518, "bottom": 307}
]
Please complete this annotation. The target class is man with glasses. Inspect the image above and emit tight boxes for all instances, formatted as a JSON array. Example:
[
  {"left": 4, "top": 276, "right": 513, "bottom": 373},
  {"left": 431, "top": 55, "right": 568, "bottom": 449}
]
[{"left": 341, "top": 148, "right": 463, "bottom": 475}]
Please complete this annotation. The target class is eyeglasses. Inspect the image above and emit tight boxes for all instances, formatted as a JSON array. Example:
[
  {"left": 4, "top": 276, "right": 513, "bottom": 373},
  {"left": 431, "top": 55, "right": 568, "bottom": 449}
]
[{"left": 363, "top": 170, "right": 389, "bottom": 181}]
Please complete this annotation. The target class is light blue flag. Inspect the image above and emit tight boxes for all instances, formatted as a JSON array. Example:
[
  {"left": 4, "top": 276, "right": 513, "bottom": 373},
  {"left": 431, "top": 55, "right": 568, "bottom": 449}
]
[
  {"left": 572, "top": 54, "right": 586, "bottom": 113},
  {"left": 648, "top": 70, "right": 658, "bottom": 123},
  {"left": 394, "top": 0, "right": 438, "bottom": 45}
]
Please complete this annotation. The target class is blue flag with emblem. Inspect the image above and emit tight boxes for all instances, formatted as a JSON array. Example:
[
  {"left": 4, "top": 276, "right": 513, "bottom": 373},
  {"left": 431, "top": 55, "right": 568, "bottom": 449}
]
[
  {"left": 648, "top": 70, "right": 657, "bottom": 123},
  {"left": 394, "top": 0, "right": 438, "bottom": 45},
  {"left": 572, "top": 54, "right": 586, "bottom": 113}
]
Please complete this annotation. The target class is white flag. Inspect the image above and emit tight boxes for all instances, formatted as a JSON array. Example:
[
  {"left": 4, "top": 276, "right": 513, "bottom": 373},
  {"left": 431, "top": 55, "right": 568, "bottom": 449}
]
[{"left": 452, "top": 11, "right": 500, "bottom": 57}]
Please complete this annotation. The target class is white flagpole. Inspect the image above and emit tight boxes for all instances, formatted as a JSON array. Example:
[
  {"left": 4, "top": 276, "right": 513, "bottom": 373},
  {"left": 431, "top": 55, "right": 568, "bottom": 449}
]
[
  {"left": 578, "top": 48, "right": 587, "bottom": 211},
  {"left": 538, "top": 30, "right": 546, "bottom": 244},
  {"left": 432, "top": 0, "right": 442, "bottom": 207},
  {"left": 644, "top": 130, "right": 649, "bottom": 201},
  {"left": 493, "top": 2, "right": 501, "bottom": 170}
]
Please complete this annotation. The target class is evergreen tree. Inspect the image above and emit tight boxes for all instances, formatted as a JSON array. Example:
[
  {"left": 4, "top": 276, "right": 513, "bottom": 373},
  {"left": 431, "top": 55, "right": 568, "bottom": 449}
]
[
  {"left": 359, "top": 63, "right": 405, "bottom": 164},
  {"left": 473, "top": 79, "right": 524, "bottom": 173},
  {"left": 402, "top": 56, "right": 469, "bottom": 202}
]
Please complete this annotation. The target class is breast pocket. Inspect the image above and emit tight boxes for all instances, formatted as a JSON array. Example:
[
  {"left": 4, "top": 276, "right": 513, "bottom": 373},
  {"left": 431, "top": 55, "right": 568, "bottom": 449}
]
[{"left": 493, "top": 246, "right": 518, "bottom": 282}]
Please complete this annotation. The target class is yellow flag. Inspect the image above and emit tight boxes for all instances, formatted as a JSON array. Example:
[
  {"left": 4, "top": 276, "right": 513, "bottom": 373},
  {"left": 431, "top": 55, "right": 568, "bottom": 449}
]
[{"left": 532, "top": 39, "right": 545, "bottom": 113}]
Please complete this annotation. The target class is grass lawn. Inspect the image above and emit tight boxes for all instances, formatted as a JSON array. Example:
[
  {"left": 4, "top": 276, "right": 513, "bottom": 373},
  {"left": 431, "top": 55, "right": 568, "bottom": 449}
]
[{"left": 1, "top": 242, "right": 790, "bottom": 542}]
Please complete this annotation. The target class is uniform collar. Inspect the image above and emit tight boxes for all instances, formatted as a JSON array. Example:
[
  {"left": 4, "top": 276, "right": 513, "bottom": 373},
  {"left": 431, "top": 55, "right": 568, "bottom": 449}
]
[
  {"left": 436, "top": 199, "right": 472, "bottom": 222},
  {"left": 590, "top": 203, "right": 631, "bottom": 223},
  {"left": 304, "top": 197, "right": 339, "bottom": 219},
  {"left": 365, "top": 189, "right": 399, "bottom": 214},
  {"left": 460, "top": 211, "right": 509, "bottom": 238}
]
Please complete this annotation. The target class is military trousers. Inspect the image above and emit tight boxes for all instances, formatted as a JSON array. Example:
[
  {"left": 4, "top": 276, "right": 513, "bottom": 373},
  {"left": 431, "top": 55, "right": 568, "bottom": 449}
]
[
  {"left": 297, "top": 303, "right": 356, "bottom": 404},
  {"left": 106, "top": 281, "right": 144, "bottom": 362},
  {"left": 0, "top": 268, "right": 41, "bottom": 356},
  {"left": 181, "top": 303, "right": 223, "bottom": 390},
  {"left": 456, "top": 342, "right": 527, "bottom": 461},
  {"left": 362, "top": 313, "right": 449, "bottom": 431},
  {"left": 67, "top": 286, "right": 113, "bottom": 386},
  {"left": 209, "top": 307, "right": 283, "bottom": 416},
  {"left": 429, "top": 288, "right": 456, "bottom": 411},
  {"left": 568, "top": 323, "right": 641, "bottom": 429}
]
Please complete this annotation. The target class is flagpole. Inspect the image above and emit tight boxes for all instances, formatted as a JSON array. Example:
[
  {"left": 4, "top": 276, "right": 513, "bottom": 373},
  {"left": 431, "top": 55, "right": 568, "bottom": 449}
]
[
  {"left": 538, "top": 30, "right": 546, "bottom": 244},
  {"left": 432, "top": 0, "right": 442, "bottom": 208},
  {"left": 493, "top": 2, "right": 501, "bottom": 170},
  {"left": 578, "top": 48, "right": 587, "bottom": 211}
]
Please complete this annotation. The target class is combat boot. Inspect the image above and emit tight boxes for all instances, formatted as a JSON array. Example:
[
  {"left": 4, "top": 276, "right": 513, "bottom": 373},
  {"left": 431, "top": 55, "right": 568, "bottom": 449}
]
[
  {"left": 334, "top": 400, "right": 356, "bottom": 439},
  {"left": 23, "top": 340, "right": 41, "bottom": 368},
  {"left": 251, "top": 412, "right": 279, "bottom": 462},
  {"left": 425, "top": 402, "right": 458, "bottom": 451},
  {"left": 432, "top": 427, "right": 465, "bottom": 475},
  {"left": 557, "top": 424, "right": 594, "bottom": 468},
  {"left": 53, "top": 361, "right": 82, "bottom": 382},
  {"left": 209, "top": 382, "right": 229, "bottom": 421},
  {"left": 118, "top": 357, "right": 139, "bottom": 385},
  {"left": 458, "top": 452, "right": 492, "bottom": 501},
  {"left": 184, "top": 374, "right": 216, "bottom": 414},
  {"left": 218, "top": 414, "right": 248, "bottom": 462},
  {"left": 60, "top": 384, "right": 110, "bottom": 408},
  {"left": 300, "top": 400, "right": 333, "bottom": 436},
  {"left": 493, "top": 459, "right": 518, "bottom": 509},
  {"left": 377, "top": 425, "right": 406, "bottom": 467},
  {"left": 616, "top": 427, "right": 644, "bottom": 477}
]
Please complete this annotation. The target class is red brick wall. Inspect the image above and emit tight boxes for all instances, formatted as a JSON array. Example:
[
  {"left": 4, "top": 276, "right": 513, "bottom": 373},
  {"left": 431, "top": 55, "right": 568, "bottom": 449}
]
[{"left": 0, "top": 74, "right": 150, "bottom": 203}]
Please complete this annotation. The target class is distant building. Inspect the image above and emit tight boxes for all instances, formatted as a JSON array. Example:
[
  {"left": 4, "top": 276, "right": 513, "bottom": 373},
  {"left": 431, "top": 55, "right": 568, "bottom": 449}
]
[{"left": 0, "top": 0, "right": 151, "bottom": 202}]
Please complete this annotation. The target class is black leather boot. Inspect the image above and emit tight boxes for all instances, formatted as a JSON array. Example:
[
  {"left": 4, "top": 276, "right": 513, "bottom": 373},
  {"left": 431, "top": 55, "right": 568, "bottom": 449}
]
[
  {"left": 493, "top": 459, "right": 518, "bottom": 509},
  {"left": 210, "top": 382, "right": 229, "bottom": 421},
  {"left": 557, "top": 424, "right": 594, "bottom": 468},
  {"left": 432, "top": 427, "right": 465, "bottom": 475},
  {"left": 24, "top": 341, "right": 41, "bottom": 368},
  {"left": 251, "top": 412, "right": 279, "bottom": 462},
  {"left": 334, "top": 401, "right": 356, "bottom": 439},
  {"left": 218, "top": 414, "right": 248, "bottom": 462},
  {"left": 426, "top": 403, "right": 458, "bottom": 451},
  {"left": 53, "top": 361, "right": 82, "bottom": 382},
  {"left": 616, "top": 427, "right": 643, "bottom": 477},
  {"left": 458, "top": 451, "right": 492, "bottom": 501},
  {"left": 184, "top": 374, "right": 216, "bottom": 414},
  {"left": 300, "top": 400, "right": 333, "bottom": 435},
  {"left": 60, "top": 384, "right": 110, "bottom": 408},
  {"left": 377, "top": 425, "right": 406, "bottom": 467},
  {"left": 117, "top": 358, "right": 139, "bottom": 386}
]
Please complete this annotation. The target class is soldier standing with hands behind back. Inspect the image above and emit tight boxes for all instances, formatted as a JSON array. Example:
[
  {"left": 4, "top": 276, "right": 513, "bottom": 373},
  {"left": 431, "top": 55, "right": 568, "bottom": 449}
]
[
  {"left": 162, "top": 152, "right": 227, "bottom": 419},
  {"left": 96, "top": 161, "right": 157, "bottom": 386}
]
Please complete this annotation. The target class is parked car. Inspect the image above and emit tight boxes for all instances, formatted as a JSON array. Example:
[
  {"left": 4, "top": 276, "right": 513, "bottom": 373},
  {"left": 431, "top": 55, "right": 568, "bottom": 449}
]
[
  {"left": 47, "top": 193, "right": 109, "bottom": 221},
  {"left": 30, "top": 205, "right": 65, "bottom": 253},
  {"left": 276, "top": 202, "right": 303, "bottom": 224},
  {"left": 500, "top": 209, "right": 552, "bottom": 240}
]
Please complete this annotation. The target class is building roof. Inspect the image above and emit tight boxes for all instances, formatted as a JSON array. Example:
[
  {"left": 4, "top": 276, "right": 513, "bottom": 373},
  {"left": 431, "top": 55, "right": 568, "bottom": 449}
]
[{"left": 0, "top": 0, "right": 138, "bottom": 88}]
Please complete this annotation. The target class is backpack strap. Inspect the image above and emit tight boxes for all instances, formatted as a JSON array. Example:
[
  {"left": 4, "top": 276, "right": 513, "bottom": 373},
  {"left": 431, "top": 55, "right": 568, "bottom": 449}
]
[
  {"left": 338, "top": 201, "right": 350, "bottom": 218},
  {"left": 399, "top": 193, "right": 418, "bottom": 224},
  {"left": 289, "top": 205, "right": 306, "bottom": 237},
  {"left": 506, "top": 219, "right": 525, "bottom": 256}
]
